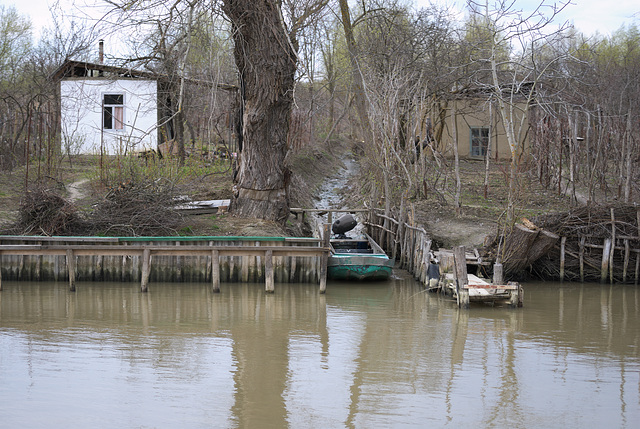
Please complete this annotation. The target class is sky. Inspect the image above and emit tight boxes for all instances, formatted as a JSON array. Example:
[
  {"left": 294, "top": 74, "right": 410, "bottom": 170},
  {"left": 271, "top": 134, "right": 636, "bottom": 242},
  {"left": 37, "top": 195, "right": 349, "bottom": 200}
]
[{"left": 3, "top": 0, "right": 639, "bottom": 43}]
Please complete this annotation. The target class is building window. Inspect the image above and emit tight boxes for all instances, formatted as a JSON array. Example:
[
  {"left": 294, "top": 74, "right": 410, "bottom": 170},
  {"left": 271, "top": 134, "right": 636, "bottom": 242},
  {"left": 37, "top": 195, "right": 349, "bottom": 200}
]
[
  {"left": 470, "top": 126, "right": 489, "bottom": 157},
  {"left": 103, "top": 94, "right": 124, "bottom": 130}
]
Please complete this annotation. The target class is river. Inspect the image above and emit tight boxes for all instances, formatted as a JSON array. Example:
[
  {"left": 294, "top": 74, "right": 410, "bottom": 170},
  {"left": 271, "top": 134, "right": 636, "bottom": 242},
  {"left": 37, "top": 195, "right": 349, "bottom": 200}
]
[{"left": 1, "top": 273, "right": 638, "bottom": 428}]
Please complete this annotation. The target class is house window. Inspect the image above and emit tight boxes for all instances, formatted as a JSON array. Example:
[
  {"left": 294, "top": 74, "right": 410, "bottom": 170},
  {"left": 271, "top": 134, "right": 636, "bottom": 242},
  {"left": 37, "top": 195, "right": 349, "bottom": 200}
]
[
  {"left": 103, "top": 94, "right": 124, "bottom": 130},
  {"left": 470, "top": 126, "right": 490, "bottom": 157}
]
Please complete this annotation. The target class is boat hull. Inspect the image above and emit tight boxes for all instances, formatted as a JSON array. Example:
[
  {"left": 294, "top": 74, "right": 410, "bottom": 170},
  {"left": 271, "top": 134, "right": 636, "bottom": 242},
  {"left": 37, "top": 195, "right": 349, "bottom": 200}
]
[{"left": 327, "top": 254, "right": 393, "bottom": 281}]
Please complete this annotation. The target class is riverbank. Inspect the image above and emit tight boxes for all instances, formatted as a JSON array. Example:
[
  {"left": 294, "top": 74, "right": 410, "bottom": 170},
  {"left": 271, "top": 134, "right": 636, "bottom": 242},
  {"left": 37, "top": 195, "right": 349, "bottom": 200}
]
[{"left": 0, "top": 145, "right": 631, "bottom": 251}]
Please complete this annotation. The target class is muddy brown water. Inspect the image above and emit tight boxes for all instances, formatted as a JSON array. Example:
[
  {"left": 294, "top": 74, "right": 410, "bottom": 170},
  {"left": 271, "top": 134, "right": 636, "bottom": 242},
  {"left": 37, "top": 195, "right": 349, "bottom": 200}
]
[{"left": 1, "top": 272, "right": 639, "bottom": 428}]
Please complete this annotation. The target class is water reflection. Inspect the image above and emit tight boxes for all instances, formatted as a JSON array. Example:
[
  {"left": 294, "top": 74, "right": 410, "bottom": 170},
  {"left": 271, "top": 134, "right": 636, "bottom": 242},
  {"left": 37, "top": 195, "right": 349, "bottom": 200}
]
[{"left": 1, "top": 277, "right": 639, "bottom": 428}]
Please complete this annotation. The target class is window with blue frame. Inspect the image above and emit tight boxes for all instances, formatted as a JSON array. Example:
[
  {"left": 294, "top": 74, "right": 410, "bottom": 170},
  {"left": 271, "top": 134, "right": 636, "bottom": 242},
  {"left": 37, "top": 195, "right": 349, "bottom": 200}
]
[{"left": 470, "top": 126, "right": 489, "bottom": 157}]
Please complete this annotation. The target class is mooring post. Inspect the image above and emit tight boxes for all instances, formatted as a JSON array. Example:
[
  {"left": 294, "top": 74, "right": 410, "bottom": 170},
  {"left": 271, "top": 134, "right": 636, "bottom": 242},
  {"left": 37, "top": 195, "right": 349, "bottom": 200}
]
[
  {"left": 211, "top": 249, "right": 220, "bottom": 293},
  {"left": 559, "top": 236, "right": 567, "bottom": 281},
  {"left": 493, "top": 262, "right": 503, "bottom": 285},
  {"left": 453, "top": 246, "right": 468, "bottom": 308},
  {"left": 140, "top": 248, "right": 151, "bottom": 293},
  {"left": 265, "top": 250, "right": 274, "bottom": 293},
  {"left": 66, "top": 249, "right": 76, "bottom": 292},
  {"left": 319, "top": 223, "right": 331, "bottom": 294},
  {"left": 0, "top": 254, "right": 3, "bottom": 291},
  {"left": 518, "top": 285, "right": 524, "bottom": 307},
  {"left": 458, "top": 288, "right": 470, "bottom": 309},
  {"left": 601, "top": 238, "right": 612, "bottom": 283},
  {"left": 508, "top": 284, "right": 519, "bottom": 308}
]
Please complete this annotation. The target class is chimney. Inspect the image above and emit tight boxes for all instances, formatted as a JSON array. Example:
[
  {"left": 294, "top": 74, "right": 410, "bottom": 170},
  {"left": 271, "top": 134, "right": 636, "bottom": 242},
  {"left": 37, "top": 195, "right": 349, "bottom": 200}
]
[{"left": 99, "top": 39, "right": 104, "bottom": 64}]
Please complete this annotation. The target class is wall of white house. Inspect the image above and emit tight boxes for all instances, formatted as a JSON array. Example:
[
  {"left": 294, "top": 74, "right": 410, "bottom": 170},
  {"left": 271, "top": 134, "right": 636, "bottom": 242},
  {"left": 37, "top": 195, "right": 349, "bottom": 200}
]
[{"left": 60, "top": 79, "right": 158, "bottom": 155}]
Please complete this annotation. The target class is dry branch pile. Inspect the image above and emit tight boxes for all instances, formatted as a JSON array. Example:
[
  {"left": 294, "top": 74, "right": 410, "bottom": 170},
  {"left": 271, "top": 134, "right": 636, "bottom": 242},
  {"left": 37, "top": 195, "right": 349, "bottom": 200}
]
[
  {"left": 10, "top": 187, "right": 86, "bottom": 236},
  {"left": 530, "top": 204, "right": 640, "bottom": 283},
  {"left": 88, "top": 180, "right": 184, "bottom": 237}
]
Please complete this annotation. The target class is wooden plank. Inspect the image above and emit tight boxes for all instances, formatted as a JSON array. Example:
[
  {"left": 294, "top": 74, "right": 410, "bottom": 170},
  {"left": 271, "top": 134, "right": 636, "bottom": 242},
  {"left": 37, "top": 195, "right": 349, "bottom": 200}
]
[
  {"left": 0, "top": 244, "right": 326, "bottom": 258},
  {"left": 372, "top": 212, "right": 400, "bottom": 225},
  {"left": 0, "top": 236, "right": 119, "bottom": 243},
  {"left": 289, "top": 208, "right": 370, "bottom": 214}
]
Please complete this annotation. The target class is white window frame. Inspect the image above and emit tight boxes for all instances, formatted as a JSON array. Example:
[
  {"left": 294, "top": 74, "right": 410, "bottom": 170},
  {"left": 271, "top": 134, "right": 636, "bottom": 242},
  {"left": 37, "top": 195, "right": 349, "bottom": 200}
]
[{"left": 102, "top": 93, "right": 125, "bottom": 131}]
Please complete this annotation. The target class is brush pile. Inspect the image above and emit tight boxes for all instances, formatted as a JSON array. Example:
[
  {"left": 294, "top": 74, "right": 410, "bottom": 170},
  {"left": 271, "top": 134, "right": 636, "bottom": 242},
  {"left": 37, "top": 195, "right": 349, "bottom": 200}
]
[
  {"left": 530, "top": 204, "right": 640, "bottom": 283},
  {"left": 11, "top": 187, "right": 86, "bottom": 236},
  {"left": 88, "top": 179, "right": 184, "bottom": 237}
]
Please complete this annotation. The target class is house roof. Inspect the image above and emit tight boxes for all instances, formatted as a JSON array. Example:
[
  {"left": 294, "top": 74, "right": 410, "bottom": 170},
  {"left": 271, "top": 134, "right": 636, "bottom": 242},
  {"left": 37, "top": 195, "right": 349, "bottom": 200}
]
[
  {"left": 51, "top": 59, "right": 158, "bottom": 81},
  {"left": 51, "top": 59, "right": 238, "bottom": 92}
]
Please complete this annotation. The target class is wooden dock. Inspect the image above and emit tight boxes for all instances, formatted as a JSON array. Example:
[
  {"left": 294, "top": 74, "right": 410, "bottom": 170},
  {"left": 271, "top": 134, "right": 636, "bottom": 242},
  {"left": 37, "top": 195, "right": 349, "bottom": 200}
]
[
  {"left": 0, "top": 233, "right": 331, "bottom": 294},
  {"left": 437, "top": 246, "right": 522, "bottom": 308}
]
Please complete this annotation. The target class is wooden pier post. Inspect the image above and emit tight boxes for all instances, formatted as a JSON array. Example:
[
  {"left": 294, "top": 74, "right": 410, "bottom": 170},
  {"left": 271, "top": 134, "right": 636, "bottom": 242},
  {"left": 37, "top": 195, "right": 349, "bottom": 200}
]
[
  {"left": 579, "top": 236, "right": 585, "bottom": 282},
  {"left": 508, "top": 285, "right": 519, "bottom": 308},
  {"left": 637, "top": 207, "right": 640, "bottom": 285},
  {"left": 453, "top": 246, "right": 468, "bottom": 287},
  {"left": 265, "top": 250, "right": 274, "bottom": 293},
  {"left": 211, "top": 249, "right": 220, "bottom": 293},
  {"left": 493, "top": 262, "right": 503, "bottom": 285},
  {"left": 559, "top": 236, "right": 566, "bottom": 281},
  {"left": 319, "top": 253, "right": 328, "bottom": 294},
  {"left": 623, "top": 239, "right": 630, "bottom": 283},
  {"left": 66, "top": 249, "right": 76, "bottom": 292},
  {"left": 601, "top": 238, "right": 612, "bottom": 283},
  {"left": 140, "top": 248, "right": 151, "bottom": 292},
  {"left": 457, "top": 288, "right": 470, "bottom": 309},
  {"left": 610, "top": 208, "right": 616, "bottom": 284},
  {"left": 319, "top": 223, "right": 331, "bottom": 294},
  {"left": 453, "top": 246, "right": 469, "bottom": 308}
]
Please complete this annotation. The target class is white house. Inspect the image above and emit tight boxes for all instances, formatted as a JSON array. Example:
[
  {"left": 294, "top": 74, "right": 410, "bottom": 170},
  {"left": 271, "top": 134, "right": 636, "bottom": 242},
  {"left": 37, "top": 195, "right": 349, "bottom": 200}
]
[{"left": 53, "top": 60, "right": 160, "bottom": 155}]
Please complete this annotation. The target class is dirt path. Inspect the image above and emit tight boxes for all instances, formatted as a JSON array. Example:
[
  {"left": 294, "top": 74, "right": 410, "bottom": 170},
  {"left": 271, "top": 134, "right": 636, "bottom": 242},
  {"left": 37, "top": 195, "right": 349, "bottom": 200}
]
[{"left": 67, "top": 179, "right": 89, "bottom": 202}]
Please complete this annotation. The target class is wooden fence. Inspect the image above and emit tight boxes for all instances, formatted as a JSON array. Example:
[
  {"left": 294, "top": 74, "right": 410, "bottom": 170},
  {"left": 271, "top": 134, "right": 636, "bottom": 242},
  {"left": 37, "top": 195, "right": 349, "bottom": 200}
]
[{"left": 0, "top": 235, "right": 330, "bottom": 293}]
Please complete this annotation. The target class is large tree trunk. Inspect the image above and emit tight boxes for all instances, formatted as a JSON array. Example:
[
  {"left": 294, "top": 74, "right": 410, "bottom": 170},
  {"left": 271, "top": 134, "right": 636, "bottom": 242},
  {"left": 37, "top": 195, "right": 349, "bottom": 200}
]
[{"left": 222, "top": 0, "right": 296, "bottom": 223}]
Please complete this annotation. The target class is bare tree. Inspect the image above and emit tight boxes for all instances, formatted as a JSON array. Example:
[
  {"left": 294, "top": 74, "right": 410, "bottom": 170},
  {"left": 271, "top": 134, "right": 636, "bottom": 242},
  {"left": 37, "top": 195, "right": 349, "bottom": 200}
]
[{"left": 465, "top": 0, "right": 570, "bottom": 223}]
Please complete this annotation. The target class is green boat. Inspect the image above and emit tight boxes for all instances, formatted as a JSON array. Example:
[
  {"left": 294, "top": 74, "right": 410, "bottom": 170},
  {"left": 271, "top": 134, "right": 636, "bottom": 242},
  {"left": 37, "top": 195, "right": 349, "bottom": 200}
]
[{"left": 328, "top": 234, "right": 394, "bottom": 281}]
